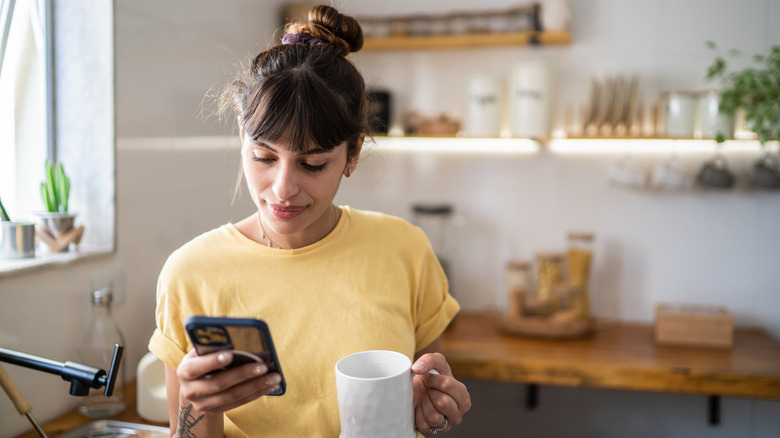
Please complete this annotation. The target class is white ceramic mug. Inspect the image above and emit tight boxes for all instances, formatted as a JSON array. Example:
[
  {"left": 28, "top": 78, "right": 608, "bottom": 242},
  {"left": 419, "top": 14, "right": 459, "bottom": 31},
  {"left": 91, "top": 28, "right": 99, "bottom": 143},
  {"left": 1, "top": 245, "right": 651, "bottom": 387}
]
[{"left": 335, "top": 350, "right": 416, "bottom": 438}]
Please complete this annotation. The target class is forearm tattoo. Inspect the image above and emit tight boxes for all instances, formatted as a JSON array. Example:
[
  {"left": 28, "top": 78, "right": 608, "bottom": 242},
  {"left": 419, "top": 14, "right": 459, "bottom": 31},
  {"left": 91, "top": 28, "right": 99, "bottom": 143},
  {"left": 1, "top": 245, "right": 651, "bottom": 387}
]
[{"left": 175, "top": 403, "right": 205, "bottom": 438}]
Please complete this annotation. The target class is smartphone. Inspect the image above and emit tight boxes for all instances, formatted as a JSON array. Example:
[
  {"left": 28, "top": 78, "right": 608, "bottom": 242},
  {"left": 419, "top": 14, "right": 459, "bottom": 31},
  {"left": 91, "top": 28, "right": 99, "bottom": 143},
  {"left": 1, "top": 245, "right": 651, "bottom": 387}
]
[{"left": 185, "top": 315, "right": 286, "bottom": 396}]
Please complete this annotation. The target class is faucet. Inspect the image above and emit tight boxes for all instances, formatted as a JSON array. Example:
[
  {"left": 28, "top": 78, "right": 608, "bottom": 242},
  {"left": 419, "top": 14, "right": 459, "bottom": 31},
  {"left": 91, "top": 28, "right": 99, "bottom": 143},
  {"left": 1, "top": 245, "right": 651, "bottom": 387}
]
[{"left": 0, "top": 344, "right": 123, "bottom": 437}]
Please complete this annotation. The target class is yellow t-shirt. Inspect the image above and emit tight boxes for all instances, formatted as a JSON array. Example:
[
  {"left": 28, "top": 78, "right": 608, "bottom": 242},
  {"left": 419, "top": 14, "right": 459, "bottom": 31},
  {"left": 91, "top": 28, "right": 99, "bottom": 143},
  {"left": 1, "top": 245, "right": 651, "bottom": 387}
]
[{"left": 149, "top": 206, "right": 460, "bottom": 437}]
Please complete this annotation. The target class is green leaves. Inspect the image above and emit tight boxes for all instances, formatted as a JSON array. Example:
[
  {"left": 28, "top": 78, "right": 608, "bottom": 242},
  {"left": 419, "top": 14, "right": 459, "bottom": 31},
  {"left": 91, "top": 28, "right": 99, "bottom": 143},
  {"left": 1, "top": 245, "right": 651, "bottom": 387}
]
[
  {"left": 40, "top": 160, "right": 70, "bottom": 213},
  {"left": 0, "top": 197, "right": 10, "bottom": 221},
  {"left": 706, "top": 42, "right": 780, "bottom": 145}
]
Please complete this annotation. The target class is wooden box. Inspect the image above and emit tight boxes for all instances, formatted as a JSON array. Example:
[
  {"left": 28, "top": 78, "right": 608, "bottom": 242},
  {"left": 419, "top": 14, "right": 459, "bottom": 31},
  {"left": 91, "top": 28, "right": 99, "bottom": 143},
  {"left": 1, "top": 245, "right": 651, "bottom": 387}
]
[{"left": 655, "top": 303, "right": 733, "bottom": 348}]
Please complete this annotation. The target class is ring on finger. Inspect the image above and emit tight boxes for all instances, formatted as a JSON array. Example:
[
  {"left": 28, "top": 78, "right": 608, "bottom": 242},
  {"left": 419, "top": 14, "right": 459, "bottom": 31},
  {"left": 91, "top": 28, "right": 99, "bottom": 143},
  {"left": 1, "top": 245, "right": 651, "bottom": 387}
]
[{"left": 429, "top": 416, "right": 448, "bottom": 434}]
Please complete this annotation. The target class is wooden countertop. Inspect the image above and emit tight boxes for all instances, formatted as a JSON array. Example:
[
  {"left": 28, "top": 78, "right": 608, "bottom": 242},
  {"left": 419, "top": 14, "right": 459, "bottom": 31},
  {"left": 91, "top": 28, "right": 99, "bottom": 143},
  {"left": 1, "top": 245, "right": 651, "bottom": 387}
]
[
  {"left": 15, "top": 313, "right": 780, "bottom": 436},
  {"left": 15, "top": 382, "right": 168, "bottom": 438},
  {"left": 440, "top": 313, "right": 780, "bottom": 399}
]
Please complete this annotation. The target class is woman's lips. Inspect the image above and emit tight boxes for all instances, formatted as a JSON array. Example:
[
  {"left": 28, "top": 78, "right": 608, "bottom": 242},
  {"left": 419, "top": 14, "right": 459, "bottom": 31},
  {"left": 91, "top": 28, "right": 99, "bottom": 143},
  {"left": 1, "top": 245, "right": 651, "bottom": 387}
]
[{"left": 270, "top": 204, "right": 305, "bottom": 219}]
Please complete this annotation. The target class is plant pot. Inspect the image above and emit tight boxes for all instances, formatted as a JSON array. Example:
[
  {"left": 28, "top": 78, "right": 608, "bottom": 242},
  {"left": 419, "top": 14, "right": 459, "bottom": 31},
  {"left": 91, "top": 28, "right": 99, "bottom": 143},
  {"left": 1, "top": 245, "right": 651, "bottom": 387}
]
[
  {"left": 34, "top": 212, "right": 77, "bottom": 252},
  {"left": 34, "top": 212, "right": 76, "bottom": 236},
  {"left": 1, "top": 222, "right": 36, "bottom": 259}
]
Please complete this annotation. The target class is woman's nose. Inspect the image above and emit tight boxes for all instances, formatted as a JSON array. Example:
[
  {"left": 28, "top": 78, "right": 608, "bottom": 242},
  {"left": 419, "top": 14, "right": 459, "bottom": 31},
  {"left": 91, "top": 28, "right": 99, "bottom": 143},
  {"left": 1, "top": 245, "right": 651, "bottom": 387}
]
[{"left": 272, "top": 163, "right": 299, "bottom": 201}]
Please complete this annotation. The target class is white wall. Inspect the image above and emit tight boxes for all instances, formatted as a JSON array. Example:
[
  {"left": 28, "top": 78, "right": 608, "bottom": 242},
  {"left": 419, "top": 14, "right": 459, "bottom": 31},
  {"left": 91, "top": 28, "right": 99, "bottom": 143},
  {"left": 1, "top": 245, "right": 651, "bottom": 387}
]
[{"left": 1, "top": 0, "right": 778, "bottom": 436}]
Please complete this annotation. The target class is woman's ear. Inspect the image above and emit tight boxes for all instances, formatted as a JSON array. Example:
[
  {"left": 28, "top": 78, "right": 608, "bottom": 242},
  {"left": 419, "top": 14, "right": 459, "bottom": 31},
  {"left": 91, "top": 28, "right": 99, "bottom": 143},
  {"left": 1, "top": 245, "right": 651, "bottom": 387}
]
[
  {"left": 344, "top": 134, "right": 364, "bottom": 178},
  {"left": 238, "top": 117, "right": 244, "bottom": 143}
]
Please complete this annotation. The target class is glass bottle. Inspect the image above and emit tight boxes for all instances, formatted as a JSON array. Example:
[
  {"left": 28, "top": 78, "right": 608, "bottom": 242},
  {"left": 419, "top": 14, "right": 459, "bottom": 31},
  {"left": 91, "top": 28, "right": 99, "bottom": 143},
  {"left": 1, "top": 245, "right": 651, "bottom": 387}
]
[
  {"left": 566, "top": 232, "right": 594, "bottom": 320},
  {"left": 77, "top": 288, "right": 126, "bottom": 418}
]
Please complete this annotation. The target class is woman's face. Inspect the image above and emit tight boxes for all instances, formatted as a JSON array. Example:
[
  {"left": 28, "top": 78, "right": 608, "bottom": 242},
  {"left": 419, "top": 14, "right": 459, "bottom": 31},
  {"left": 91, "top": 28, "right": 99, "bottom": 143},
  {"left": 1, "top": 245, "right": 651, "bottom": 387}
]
[{"left": 240, "top": 130, "right": 360, "bottom": 248}]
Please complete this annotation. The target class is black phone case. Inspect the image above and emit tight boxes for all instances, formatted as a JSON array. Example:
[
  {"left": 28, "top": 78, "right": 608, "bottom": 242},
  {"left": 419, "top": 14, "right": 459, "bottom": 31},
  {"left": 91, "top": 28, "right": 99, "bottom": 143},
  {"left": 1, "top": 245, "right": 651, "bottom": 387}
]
[{"left": 185, "top": 315, "right": 286, "bottom": 395}]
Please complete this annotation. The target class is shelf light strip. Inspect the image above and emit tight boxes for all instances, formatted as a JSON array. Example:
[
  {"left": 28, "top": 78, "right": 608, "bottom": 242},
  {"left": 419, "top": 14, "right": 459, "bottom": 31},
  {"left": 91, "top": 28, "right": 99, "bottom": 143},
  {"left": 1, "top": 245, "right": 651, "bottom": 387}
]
[
  {"left": 371, "top": 137, "right": 540, "bottom": 154},
  {"left": 549, "top": 139, "right": 779, "bottom": 154}
]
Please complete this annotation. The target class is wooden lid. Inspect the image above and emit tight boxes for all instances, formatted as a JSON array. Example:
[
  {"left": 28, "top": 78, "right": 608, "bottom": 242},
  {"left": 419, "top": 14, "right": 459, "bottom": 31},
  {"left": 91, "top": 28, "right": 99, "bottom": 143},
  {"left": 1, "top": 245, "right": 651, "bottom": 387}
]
[
  {"left": 507, "top": 260, "right": 530, "bottom": 269},
  {"left": 567, "top": 231, "right": 594, "bottom": 241},
  {"left": 535, "top": 251, "right": 564, "bottom": 261}
]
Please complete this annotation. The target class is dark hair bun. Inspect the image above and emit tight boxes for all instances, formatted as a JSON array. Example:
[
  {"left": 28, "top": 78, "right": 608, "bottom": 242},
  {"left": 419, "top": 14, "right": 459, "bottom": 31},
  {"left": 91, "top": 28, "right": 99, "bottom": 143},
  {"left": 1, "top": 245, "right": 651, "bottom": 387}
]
[{"left": 285, "top": 4, "right": 363, "bottom": 55}]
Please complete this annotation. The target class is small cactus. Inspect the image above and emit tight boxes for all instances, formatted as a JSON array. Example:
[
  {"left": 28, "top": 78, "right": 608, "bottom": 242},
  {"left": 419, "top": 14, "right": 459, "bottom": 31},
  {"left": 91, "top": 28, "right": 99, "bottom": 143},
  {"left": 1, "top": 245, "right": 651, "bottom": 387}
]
[{"left": 40, "top": 160, "right": 70, "bottom": 213}]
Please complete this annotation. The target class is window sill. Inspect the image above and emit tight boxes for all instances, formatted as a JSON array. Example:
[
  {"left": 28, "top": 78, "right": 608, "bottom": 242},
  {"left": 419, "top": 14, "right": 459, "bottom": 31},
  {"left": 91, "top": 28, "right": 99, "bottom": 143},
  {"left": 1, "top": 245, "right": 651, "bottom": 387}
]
[{"left": 0, "top": 245, "right": 114, "bottom": 278}]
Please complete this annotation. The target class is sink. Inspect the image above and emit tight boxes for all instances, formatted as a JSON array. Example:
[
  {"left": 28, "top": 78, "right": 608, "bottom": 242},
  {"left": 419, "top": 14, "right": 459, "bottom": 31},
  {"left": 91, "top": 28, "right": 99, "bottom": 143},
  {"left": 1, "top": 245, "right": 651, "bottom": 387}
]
[{"left": 58, "top": 420, "right": 169, "bottom": 438}]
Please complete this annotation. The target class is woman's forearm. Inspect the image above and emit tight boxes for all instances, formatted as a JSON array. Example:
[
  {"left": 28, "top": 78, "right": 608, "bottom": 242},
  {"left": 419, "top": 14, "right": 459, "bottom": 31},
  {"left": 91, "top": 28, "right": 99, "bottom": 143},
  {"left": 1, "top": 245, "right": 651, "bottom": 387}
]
[{"left": 174, "top": 400, "right": 223, "bottom": 437}]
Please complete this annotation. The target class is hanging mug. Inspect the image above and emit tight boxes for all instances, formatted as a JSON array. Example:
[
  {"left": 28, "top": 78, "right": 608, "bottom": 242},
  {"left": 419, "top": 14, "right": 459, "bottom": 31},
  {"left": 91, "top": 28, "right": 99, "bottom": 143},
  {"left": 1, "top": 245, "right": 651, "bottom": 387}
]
[
  {"left": 696, "top": 155, "right": 736, "bottom": 189},
  {"left": 748, "top": 153, "right": 780, "bottom": 189},
  {"left": 651, "top": 157, "right": 692, "bottom": 191}
]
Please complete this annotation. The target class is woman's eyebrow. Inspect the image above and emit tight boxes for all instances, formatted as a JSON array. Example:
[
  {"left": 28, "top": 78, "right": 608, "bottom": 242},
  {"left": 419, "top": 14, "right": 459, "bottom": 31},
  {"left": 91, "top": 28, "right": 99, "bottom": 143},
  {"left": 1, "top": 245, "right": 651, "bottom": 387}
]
[{"left": 255, "top": 141, "right": 332, "bottom": 156}]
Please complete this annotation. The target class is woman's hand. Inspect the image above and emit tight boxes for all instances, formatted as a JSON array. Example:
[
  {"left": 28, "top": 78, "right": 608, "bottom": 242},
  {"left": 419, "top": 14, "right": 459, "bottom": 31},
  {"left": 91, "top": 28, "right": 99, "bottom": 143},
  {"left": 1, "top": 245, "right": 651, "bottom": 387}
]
[
  {"left": 165, "top": 349, "right": 283, "bottom": 436},
  {"left": 411, "top": 352, "right": 472, "bottom": 435},
  {"left": 176, "top": 349, "right": 282, "bottom": 413}
]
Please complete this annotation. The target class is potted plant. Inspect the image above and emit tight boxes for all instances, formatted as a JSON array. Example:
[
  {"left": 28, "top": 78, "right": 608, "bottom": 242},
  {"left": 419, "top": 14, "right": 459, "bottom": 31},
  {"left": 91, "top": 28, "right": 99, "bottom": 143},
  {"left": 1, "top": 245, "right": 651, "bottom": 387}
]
[
  {"left": 0, "top": 196, "right": 36, "bottom": 259},
  {"left": 36, "top": 160, "right": 79, "bottom": 250},
  {"left": 706, "top": 42, "right": 780, "bottom": 189}
]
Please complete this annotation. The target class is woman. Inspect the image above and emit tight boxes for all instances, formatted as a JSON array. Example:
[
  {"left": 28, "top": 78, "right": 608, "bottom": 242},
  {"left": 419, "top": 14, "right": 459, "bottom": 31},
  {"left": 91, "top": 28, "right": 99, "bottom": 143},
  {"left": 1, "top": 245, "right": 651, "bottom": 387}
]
[{"left": 149, "top": 5, "right": 471, "bottom": 437}]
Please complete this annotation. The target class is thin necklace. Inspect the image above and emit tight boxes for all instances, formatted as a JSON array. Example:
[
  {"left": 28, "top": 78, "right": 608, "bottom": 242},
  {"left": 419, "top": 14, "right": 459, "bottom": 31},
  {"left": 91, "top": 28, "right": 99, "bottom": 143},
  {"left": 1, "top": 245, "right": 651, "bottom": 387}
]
[
  {"left": 257, "top": 212, "right": 291, "bottom": 250},
  {"left": 255, "top": 206, "right": 341, "bottom": 250}
]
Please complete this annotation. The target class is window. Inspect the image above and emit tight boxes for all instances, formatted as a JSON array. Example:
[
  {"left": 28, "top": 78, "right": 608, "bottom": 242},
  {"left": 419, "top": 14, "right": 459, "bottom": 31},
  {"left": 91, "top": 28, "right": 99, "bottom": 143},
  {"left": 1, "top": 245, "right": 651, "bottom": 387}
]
[
  {"left": 1, "top": 0, "right": 115, "bottom": 275},
  {"left": 0, "top": 0, "right": 47, "bottom": 221}
]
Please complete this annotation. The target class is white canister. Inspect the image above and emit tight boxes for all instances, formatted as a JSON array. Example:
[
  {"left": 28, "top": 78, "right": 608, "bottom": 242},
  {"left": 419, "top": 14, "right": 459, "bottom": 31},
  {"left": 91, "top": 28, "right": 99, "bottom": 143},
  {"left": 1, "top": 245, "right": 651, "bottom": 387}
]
[
  {"left": 663, "top": 91, "right": 697, "bottom": 138},
  {"left": 136, "top": 351, "right": 169, "bottom": 423},
  {"left": 540, "top": 0, "right": 572, "bottom": 32},
  {"left": 509, "top": 60, "right": 554, "bottom": 138},
  {"left": 697, "top": 90, "right": 735, "bottom": 139},
  {"left": 464, "top": 74, "right": 503, "bottom": 138}
]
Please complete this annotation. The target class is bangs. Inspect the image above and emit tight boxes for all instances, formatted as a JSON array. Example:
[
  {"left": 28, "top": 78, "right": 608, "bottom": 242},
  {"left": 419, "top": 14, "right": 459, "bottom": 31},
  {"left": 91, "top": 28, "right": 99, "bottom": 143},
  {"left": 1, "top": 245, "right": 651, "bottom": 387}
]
[{"left": 240, "top": 47, "right": 363, "bottom": 152}]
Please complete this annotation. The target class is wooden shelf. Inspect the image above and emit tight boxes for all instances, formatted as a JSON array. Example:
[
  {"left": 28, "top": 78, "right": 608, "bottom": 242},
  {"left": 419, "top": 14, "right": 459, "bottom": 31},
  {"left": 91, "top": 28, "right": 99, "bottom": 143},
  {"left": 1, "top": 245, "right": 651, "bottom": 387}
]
[{"left": 363, "top": 31, "right": 572, "bottom": 51}]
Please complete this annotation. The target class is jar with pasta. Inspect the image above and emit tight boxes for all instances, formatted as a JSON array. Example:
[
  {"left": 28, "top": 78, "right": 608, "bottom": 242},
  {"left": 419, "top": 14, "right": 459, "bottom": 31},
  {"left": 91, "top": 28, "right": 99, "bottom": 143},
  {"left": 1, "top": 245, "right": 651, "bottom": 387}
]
[
  {"left": 532, "top": 252, "right": 564, "bottom": 314},
  {"left": 566, "top": 231, "right": 594, "bottom": 320}
]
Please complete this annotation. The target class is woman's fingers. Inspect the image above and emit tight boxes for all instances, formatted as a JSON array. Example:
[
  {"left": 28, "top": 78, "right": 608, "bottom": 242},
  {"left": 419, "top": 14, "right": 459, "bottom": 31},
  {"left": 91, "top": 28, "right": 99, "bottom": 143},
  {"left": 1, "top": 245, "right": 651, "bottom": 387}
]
[
  {"left": 190, "top": 370, "right": 282, "bottom": 413},
  {"left": 411, "top": 352, "right": 472, "bottom": 433},
  {"left": 423, "top": 373, "right": 471, "bottom": 419},
  {"left": 176, "top": 350, "right": 280, "bottom": 413}
]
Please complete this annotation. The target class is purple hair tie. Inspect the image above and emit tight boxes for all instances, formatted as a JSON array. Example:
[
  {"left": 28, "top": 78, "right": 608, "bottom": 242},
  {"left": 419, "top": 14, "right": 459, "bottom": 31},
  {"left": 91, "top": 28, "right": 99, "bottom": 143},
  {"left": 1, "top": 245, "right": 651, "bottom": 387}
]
[{"left": 282, "top": 32, "right": 325, "bottom": 46}]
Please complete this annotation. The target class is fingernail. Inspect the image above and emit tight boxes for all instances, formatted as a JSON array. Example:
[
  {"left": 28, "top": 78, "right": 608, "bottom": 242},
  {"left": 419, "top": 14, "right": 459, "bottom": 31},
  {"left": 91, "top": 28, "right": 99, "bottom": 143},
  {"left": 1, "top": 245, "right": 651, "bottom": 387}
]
[
  {"left": 253, "top": 364, "right": 268, "bottom": 375},
  {"left": 268, "top": 374, "right": 281, "bottom": 385},
  {"left": 412, "top": 363, "right": 424, "bottom": 371},
  {"left": 217, "top": 352, "right": 232, "bottom": 363}
]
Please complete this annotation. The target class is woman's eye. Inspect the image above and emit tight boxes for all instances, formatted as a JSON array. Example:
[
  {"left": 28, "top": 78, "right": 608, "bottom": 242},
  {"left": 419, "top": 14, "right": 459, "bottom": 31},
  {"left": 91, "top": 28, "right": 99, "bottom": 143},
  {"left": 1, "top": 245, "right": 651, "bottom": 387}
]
[
  {"left": 302, "top": 162, "right": 327, "bottom": 172},
  {"left": 252, "top": 152, "right": 274, "bottom": 163}
]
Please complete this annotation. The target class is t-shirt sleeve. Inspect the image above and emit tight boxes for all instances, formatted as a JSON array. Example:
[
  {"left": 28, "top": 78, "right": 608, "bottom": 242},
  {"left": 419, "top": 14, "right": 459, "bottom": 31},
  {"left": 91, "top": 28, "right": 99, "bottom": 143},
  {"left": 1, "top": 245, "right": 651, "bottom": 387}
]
[
  {"left": 413, "top": 235, "right": 460, "bottom": 351},
  {"left": 148, "top": 256, "right": 191, "bottom": 369}
]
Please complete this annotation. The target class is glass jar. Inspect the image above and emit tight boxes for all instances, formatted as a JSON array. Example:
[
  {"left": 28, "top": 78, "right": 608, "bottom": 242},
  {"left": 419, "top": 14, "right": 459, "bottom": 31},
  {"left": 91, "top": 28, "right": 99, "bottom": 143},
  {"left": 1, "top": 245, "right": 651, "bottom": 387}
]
[
  {"left": 506, "top": 260, "right": 531, "bottom": 318},
  {"left": 77, "top": 288, "right": 126, "bottom": 418},
  {"left": 566, "top": 232, "right": 594, "bottom": 320},
  {"left": 412, "top": 203, "right": 460, "bottom": 295},
  {"left": 534, "top": 252, "right": 564, "bottom": 301}
]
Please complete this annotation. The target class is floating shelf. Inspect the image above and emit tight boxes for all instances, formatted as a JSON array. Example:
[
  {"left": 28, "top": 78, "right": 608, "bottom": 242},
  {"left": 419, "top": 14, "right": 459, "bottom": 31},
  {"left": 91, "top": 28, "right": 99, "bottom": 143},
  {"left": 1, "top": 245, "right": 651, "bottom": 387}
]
[
  {"left": 366, "top": 136, "right": 777, "bottom": 155},
  {"left": 363, "top": 31, "right": 572, "bottom": 51}
]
